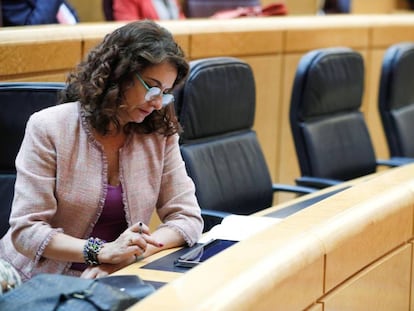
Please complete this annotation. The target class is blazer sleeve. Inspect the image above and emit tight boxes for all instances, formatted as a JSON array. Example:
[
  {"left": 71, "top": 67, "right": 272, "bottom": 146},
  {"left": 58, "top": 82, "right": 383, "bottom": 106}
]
[
  {"left": 155, "top": 134, "right": 203, "bottom": 246},
  {"left": 9, "top": 111, "right": 62, "bottom": 263}
]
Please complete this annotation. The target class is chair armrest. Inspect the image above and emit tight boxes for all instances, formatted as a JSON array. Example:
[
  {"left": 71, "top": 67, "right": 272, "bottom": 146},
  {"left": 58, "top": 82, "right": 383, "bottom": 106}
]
[
  {"left": 272, "top": 183, "right": 316, "bottom": 195},
  {"left": 201, "top": 209, "right": 233, "bottom": 233},
  {"left": 295, "top": 176, "right": 342, "bottom": 189},
  {"left": 377, "top": 157, "right": 414, "bottom": 167}
]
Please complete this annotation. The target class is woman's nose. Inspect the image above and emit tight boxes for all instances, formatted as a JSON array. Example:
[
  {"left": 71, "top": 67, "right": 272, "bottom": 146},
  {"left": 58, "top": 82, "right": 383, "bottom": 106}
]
[{"left": 150, "top": 96, "right": 163, "bottom": 110}]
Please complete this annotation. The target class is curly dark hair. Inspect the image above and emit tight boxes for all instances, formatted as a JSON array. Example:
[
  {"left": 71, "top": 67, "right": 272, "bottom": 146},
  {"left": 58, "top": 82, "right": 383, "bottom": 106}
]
[{"left": 61, "top": 20, "right": 189, "bottom": 136}]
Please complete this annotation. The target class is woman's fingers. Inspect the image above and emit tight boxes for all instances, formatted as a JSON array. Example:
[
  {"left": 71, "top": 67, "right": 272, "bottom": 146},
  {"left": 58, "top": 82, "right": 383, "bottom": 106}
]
[
  {"left": 130, "top": 221, "right": 149, "bottom": 234},
  {"left": 128, "top": 236, "right": 147, "bottom": 253},
  {"left": 144, "top": 235, "right": 163, "bottom": 248},
  {"left": 128, "top": 222, "right": 163, "bottom": 248},
  {"left": 100, "top": 222, "right": 163, "bottom": 263}
]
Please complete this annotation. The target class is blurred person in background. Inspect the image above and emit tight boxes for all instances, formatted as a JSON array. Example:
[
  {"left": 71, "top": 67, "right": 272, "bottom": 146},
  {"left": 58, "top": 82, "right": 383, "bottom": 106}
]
[
  {"left": 113, "top": 0, "right": 185, "bottom": 21},
  {"left": 322, "top": 0, "right": 350, "bottom": 13},
  {"left": 1, "top": 0, "right": 79, "bottom": 26}
]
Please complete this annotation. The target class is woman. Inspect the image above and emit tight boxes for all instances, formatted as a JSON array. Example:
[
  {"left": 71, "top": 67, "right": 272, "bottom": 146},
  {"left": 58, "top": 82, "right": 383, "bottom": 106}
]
[
  {"left": 0, "top": 20, "right": 203, "bottom": 280},
  {"left": 113, "top": 0, "right": 185, "bottom": 21}
]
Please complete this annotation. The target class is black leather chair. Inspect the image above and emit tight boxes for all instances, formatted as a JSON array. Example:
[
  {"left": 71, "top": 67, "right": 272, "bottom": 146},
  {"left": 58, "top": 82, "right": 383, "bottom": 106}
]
[
  {"left": 184, "top": 0, "right": 260, "bottom": 18},
  {"left": 289, "top": 47, "right": 397, "bottom": 190},
  {"left": 175, "top": 57, "right": 315, "bottom": 232},
  {"left": 0, "top": 82, "right": 65, "bottom": 238},
  {"left": 378, "top": 42, "right": 414, "bottom": 164}
]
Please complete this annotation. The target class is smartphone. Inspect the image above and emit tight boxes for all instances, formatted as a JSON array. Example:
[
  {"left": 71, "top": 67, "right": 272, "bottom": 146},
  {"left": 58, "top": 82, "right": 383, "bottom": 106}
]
[{"left": 174, "top": 239, "right": 238, "bottom": 268}]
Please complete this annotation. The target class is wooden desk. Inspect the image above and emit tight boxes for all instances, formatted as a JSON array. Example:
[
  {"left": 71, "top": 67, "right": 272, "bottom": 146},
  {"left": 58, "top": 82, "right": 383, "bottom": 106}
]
[{"left": 112, "top": 163, "right": 414, "bottom": 310}]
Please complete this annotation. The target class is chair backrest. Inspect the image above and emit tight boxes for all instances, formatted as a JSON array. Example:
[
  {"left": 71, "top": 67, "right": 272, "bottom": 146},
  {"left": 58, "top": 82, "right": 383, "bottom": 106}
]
[
  {"left": 0, "top": 175, "right": 15, "bottom": 238},
  {"left": 0, "top": 82, "right": 65, "bottom": 174},
  {"left": 175, "top": 57, "right": 274, "bottom": 216},
  {"left": 0, "top": 82, "right": 65, "bottom": 238},
  {"left": 184, "top": 0, "right": 261, "bottom": 17},
  {"left": 379, "top": 42, "right": 414, "bottom": 158},
  {"left": 289, "top": 47, "right": 377, "bottom": 182}
]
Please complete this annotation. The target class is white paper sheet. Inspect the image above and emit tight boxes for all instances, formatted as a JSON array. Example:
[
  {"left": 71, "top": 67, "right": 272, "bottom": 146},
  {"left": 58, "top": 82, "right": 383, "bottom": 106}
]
[{"left": 199, "top": 214, "right": 282, "bottom": 243}]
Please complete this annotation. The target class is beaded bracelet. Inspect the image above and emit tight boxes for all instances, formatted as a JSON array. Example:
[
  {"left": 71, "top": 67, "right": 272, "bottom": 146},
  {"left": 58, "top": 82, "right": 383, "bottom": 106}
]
[{"left": 83, "top": 237, "right": 106, "bottom": 266}]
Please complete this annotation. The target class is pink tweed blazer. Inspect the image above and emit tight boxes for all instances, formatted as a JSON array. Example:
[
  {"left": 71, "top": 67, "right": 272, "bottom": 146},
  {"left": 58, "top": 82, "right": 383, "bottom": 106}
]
[{"left": 0, "top": 102, "right": 203, "bottom": 280}]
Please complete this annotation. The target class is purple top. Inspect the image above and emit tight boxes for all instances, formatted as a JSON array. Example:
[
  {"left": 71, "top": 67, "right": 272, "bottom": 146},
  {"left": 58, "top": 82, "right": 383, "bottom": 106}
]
[
  {"left": 71, "top": 184, "right": 127, "bottom": 271},
  {"left": 90, "top": 184, "right": 128, "bottom": 242}
]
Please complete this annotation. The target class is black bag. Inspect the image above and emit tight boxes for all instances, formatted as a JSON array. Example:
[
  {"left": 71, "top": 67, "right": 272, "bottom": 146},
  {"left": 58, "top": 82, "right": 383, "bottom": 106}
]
[{"left": 0, "top": 273, "right": 155, "bottom": 311}]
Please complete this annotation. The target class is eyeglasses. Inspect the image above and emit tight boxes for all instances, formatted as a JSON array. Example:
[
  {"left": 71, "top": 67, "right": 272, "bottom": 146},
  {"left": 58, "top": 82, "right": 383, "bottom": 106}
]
[{"left": 135, "top": 73, "right": 174, "bottom": 106}]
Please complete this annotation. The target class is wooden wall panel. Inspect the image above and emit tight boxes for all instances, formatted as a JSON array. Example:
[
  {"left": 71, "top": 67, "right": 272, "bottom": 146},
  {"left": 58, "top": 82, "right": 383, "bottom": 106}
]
[
  {"left": 190, "top": 30, "right": 283, "bottom": 59},
  {"left": 0, "top": 27, "right": 80, "bottom": 81},
  {"left": 255, "top": 256, "right": 324, "bottom": 311},
  {"left": 366, "top": 49, "right": 389, "bottom": 159},
  {"left": 371, "top": 25, "right": 414, "bottom": 49},
  {"left": 351, "top": 0, "right": 395, "bottom": 14},
  {"left": 278, "top": 53, "right": 301, "bottom": 187},
  {"left": 284, "top": 27, "right": 369, "bottom": 53},
  {"left": 322, "top": 245, "right": 412, "bottom": 311},
  {"left": 320, "top": 187, "right": 413, "bottom": 291},
  {"left": 0, "top": 41, "right": 80, "bottom": 80},
  {"left": 83, "top": 32, "right": 190, "bottom": 60},
  {"left": 3, "top": 73, "right": 69, "bottom": 82},
  {"left": 282, "top": 0, "right": 320, "bottom": 15},
  {"left": 241, "top": 55, "right": 282, "bottom": 182},
  {"left": 70, "top": 0, "right": 105, "bottom": 22}
]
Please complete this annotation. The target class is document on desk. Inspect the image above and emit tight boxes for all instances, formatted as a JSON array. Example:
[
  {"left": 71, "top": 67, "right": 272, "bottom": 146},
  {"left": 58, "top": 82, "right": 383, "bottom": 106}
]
[{"left": 199, "top": 215, "right": 282, "bottom": 244}]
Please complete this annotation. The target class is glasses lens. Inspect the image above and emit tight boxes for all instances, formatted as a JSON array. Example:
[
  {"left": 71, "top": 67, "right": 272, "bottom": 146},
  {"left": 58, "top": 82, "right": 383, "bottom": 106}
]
[
  {"left": 161, "top": 94, "right": 174, "bottom": 106},
  {"left": 145, "top": 87, "right": 174, "bottom": 106},
  {"left": 145, "top": 87, "right": 162, "bottom": 102}
]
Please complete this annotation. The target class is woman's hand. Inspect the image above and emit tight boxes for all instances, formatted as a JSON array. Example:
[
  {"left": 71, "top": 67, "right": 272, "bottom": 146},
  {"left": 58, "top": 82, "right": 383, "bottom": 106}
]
[
  {"left": 97, "top": 222, "right": 162, "bottom": 265},
  {"left": 80, "top": 258, "right": 134, "bottom": 279}
]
